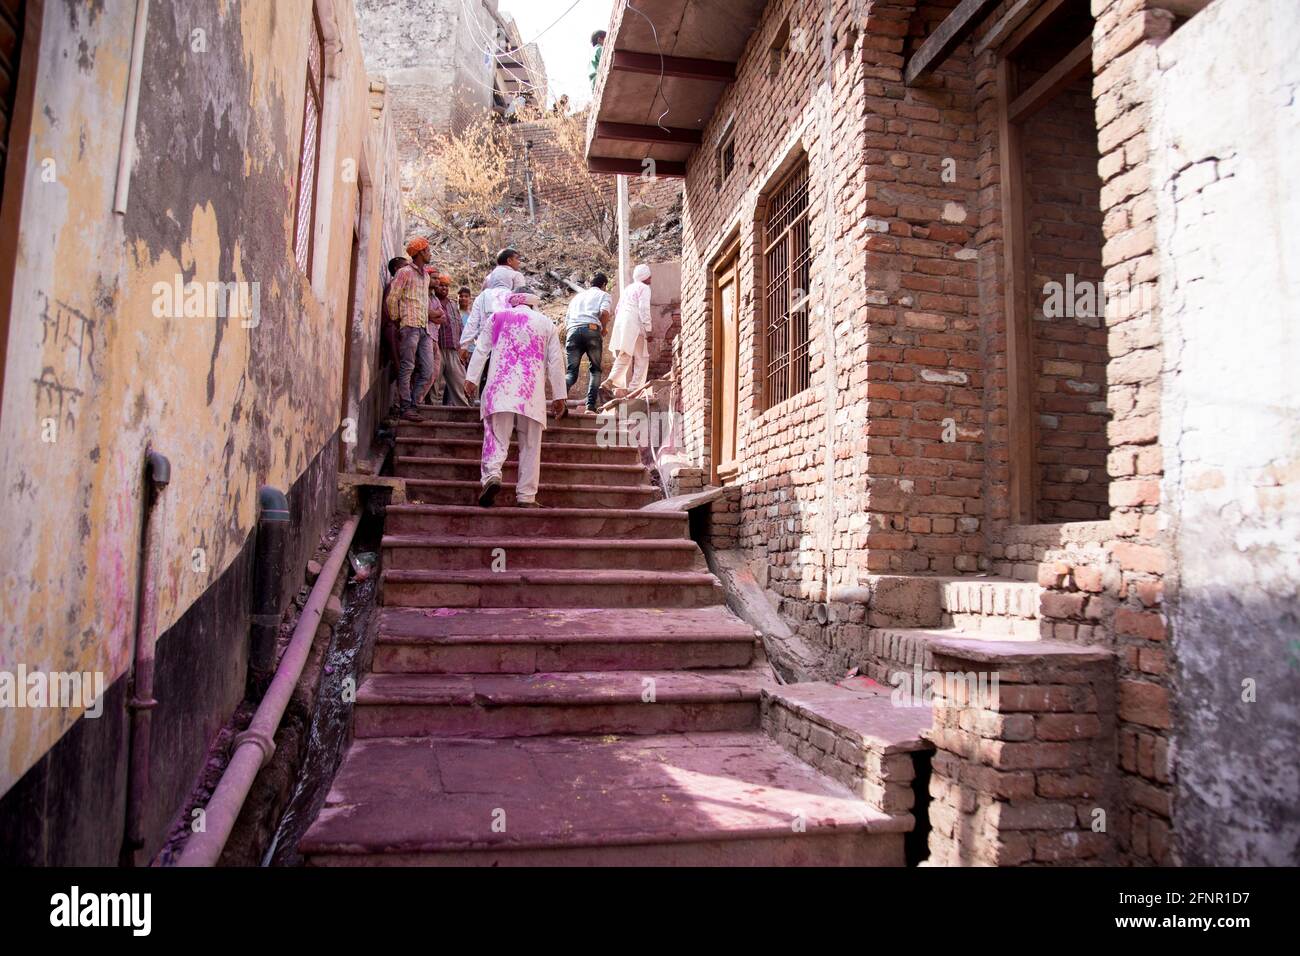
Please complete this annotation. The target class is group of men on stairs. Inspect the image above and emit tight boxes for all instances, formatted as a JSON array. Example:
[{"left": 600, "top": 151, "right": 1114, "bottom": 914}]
[{"left": 388, "top": 238, "right": 658, "bottom": 511}]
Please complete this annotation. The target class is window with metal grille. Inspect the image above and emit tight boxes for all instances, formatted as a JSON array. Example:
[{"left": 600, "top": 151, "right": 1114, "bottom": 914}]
[
  {"left": 294, "top": 9, "right": 324, "bottom": 274},
  {"left": 762, "top": 159, "right": 811, "bottom": 410},
  {"left": 719, "top": 135, "right": 735, "bottom": 185}
]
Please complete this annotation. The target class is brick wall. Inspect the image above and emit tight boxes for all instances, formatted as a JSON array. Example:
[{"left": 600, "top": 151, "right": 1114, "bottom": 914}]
[{"left": 1023, "top": 72, "right": 1108, "bottom": 522}]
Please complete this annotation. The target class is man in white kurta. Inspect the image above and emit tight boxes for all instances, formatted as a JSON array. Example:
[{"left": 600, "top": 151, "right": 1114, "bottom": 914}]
[
  {"left": 603, "top": 264, "right": 653, "bottom": 398},
  {"left": 464, "top": 294, "right": 567, "bottom": 508}
]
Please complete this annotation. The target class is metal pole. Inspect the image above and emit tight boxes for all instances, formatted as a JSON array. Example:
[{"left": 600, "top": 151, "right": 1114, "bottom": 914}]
[{"left": 617, "top": 174, "right": 631, "bottom": 290}]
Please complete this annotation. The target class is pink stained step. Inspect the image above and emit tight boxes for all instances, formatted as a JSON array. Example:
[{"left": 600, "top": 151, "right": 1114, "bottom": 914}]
[
  {"left": 396, "top": 420, "right": 611, "bottom": 447},
  {"left": 395, "top": 437, "right": 641, "bottom": 465},
  {"left": 381, "top": 535, "right": 706, "bottom": 572},
  {"left": 373, "top": 606, "right": 757, "bottom": 674},
  {"left": 394, "top": 457, "right": 649, "bottom": 488},
  {"left": 380, "top": 568, "right": 724, "bottom": 609},
  {"left": 403, "top": 478, "right": 659, "bottom": 510},
  {"left": 299, "top": 732, "right": 909, "bottom": 866},
  {"left": 413, "top": 405, "right": 604, "bottom": 430},
  {"left": 384, "top": 504, "right": 689, "bottom": 539},
  {"left": 351, "top": 665, "right": 764, "bottom": 738},
  {"left": 352, "top": 669, "right": 766, "bottom": 739}
]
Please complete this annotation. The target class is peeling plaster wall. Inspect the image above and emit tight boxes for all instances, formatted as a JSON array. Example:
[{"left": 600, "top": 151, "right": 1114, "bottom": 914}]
[
  {"left": 1153, "top": 0, "right": 1300, "bottom": 865},
  {"left": 0, "top": 0, "right": 404, "bottom": 825}
]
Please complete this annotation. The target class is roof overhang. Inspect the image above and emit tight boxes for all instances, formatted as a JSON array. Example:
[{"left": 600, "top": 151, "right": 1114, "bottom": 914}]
[{"left": 585, "top": 0, "right": 769, "bottom": 179}]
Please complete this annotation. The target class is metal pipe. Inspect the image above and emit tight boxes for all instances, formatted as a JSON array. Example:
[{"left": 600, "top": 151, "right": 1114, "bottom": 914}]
[
  {"left": 249, "top": 487, "right": 291, "bottom": 690},
  {"left": 176, "top": 514, "right": 360, "bottom": 867},
  {"left": 122, "top": 450, "right": 170, "bottom": 867},
  {"left": 113, "top": 0, "right": 150, "bottom": 215}
]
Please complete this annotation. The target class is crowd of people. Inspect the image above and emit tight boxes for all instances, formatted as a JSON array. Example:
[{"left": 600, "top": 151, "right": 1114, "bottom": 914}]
[{"left": 380, "top": 237, "right": 655, "bottom": 508}]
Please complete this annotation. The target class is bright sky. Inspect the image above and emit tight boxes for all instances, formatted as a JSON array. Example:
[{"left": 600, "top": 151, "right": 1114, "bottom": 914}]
[{"left": 498, "top": 0, "right": 616, "bottom": 111}]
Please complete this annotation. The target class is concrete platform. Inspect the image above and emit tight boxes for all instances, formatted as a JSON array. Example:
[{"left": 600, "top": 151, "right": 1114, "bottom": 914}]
[
  {"left": 395, "top": 456, "right": 649, "bottom": 487},
  {"left": 300, "top": 732, "right": 909, "bottom": 866}
]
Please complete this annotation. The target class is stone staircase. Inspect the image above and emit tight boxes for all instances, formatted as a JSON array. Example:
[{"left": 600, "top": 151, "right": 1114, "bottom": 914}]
[{"left": 299, "top": 405, "right": 910, "bottom": 866}]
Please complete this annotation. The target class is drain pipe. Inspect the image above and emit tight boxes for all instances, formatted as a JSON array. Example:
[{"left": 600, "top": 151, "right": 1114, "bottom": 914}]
[
  {"left": 176, "top": 513, "right": 360, "bottom": 867},
  {"left": 122, "top": 450, "right": 170, "bottom": 867},
  {"left": 249, "top": 487, "right": 291, "bottom": 692}
]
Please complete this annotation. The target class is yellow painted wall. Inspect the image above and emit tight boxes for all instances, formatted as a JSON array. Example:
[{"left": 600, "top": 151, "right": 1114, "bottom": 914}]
[{"left": 0, "top": 0, "right": 404, "bottom": 796}]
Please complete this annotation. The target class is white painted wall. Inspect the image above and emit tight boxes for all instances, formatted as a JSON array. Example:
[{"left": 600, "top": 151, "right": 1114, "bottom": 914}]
[{"left": 1153, "top": 0, "right": 1300, "bottom": 866}]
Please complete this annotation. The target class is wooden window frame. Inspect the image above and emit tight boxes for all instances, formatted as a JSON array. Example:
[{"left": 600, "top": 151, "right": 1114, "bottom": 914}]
[
  {"left": 294, "top": 7, "right": 325, "bottom": 275},
  {"left": 760, "top": 157, "right": 811, "bottom": 412}
]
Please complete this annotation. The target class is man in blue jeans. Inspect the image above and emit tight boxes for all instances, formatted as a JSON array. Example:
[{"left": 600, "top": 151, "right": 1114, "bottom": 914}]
[{"left": 564, "top": 273, "right": 612, "bottom": 412}]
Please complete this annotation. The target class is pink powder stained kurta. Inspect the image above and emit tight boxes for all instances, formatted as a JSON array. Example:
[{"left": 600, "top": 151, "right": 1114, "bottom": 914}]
[{"left": 464, "top": 304, "right": 567, "bottom": 428}]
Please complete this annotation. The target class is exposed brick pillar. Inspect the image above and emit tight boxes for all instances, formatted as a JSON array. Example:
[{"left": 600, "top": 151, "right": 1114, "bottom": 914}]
[
  {"left": 924, "top": 642, "right": 1118, "bottom": 865},
  {"left": 1091, "top": 0, "right": 1178, "bottom": 864}
]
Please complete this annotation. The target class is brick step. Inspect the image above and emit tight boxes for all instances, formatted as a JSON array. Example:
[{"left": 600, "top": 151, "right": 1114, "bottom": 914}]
[
  {"left": 414, "top": 404, "right": 604, "bottom": 429},
  {"left": 300, "top": 732, "right": 908, "bottom": 866},
  {"left": 373, "top": 606, "right": 757, "bottom": 674},
  {"left": 762, "top": 682, "right": 933, "bottom": 817},
  {"left": 394, "top": 457, "right": 649, "bottom": 488},
  {"left": 404, "top": 478, "right": 658, "bottom": 509},
  {"left": 350, "top": 669, "right": 764, "bottom": 739},
  {"left": 382, "top": 535, "right": 705, "bottom": 572},
  {"left": 381, "top": 568, "right": 724, "bottom": 609},
  {"left": 385, "top": 504, "right": 689, "bottom": 539},
  {"left": 396, "top": 420, "right": 608, "bottom": 446},
  {"left": 866, "top": 574, "right": 1044, "bottom": 630},
  {"left": 857, "top": 626, "right": 1043, "bottom": 687},
  {"left": 395, "top": 437, "right": 641, "bottom": 465}
]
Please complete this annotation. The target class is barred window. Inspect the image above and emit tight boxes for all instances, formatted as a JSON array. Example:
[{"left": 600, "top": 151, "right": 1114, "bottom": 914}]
[
  {"left": 294, "top": 10, "right": 324, "bottom": 274},
  {"left": 762, "top": 159, "right": 811, "bottom": 410}
]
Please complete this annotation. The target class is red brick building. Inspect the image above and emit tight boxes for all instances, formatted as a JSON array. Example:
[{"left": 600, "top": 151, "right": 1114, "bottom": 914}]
[{"left": 587, "top": 0, "right": 1300, "bottom": 865}]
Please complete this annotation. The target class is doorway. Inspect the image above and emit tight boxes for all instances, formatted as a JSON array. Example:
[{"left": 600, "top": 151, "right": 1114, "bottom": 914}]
[{"left": 997, "top": 0, "right": 1108, "bottom": 524}]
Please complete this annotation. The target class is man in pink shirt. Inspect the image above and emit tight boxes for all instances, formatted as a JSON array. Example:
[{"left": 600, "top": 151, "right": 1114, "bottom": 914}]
[{"left": 463, "top": 293, "right": 566, "bottom": 508}]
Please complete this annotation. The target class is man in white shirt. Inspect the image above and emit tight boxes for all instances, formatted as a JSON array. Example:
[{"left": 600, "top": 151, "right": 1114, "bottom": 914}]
[
  {"left": 464, "top": 293, "right": 567, "bottom": 508},
  {"left": 602, "top": 264, "right": 653, "bottom": 399},
  {"left": 564, "top": 273, "right": 613, "bottom": 413}
]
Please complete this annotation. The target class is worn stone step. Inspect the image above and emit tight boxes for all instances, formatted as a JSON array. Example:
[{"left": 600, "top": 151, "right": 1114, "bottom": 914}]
[
  {"left": 381, "top": 568, "right": 724, "bottom": 609},
  {"left": 373, "top": 606, "right": 757, "bottom": 674},
  {"left": 394, "top": 457, "right": 649, "bottom": 488},
  {"left": 385, "top": 504, "right": 689, "bottom": 539},
  {"left": 351, "top": 669, "right": 764, "bottom": 739},
  {"left": 382, "top": 535, "right": 705, "bottom": 572},
  {"left": 395, "top": 437, "right": 641, "bottom": 465},
  {"left": 414, "top": 404, "right": 604, "bottom": 429},
  {"left": 301, "top": 733, "right": 908, "bottom": 866},
  {"left": 396, "top": 420, "right": 608, "bottom": 446},
  {"left": 404, "top": 478, "right": 659, "bottom": 509},
  {"left": 761, "top": 682, "right": 933, "bottom": 816}
]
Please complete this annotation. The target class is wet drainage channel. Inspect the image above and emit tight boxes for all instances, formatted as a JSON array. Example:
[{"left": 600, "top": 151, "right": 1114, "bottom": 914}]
[{"left": 265, "top": 519, "right": 383, "bottom": 866}]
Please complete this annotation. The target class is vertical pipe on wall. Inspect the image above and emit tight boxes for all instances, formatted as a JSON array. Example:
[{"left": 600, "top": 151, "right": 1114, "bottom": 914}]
[
  {"left": 249, "top": 487, "right": 291, "bottom": 692},
  {"left": 121, "top": 450, "right": 170, "bottom": 867},
  {"left": 113, "top": 0, "right": 150, "bottom": 215},
  {"left": 617, "top": 174, "right": 631, "bottom": 289}
]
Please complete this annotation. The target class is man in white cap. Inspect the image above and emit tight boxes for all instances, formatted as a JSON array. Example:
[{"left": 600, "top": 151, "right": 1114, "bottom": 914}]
[
  {"left": 603, "top": 264, "right": 653, "bottom": 399},
  {"left": 464, "top": 293, "right": 567, "bottom": 508}
]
